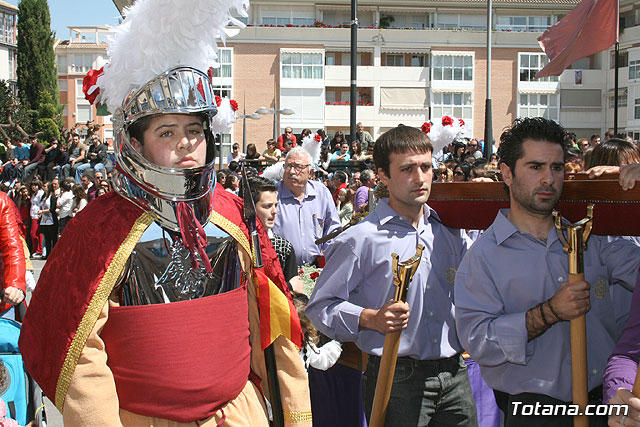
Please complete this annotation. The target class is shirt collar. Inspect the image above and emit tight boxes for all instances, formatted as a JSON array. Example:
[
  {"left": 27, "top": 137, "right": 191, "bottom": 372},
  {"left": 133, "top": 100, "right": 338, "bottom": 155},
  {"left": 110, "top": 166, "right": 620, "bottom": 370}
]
[
  {"left": 493, "top": 209, "right": 561, "bottom": 247},
  {"left": 376, "top": 198, "right": 439, "bottom": 227},
  {"left": 279, "top": 179, "right": 317, "bottom": 200}
]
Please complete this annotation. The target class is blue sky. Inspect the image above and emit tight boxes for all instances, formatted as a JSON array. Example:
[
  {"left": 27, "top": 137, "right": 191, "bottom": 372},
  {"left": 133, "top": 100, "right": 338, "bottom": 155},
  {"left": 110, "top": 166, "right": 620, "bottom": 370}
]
[{"left": 6, "top": 0, "right": 122, "bottom": 40}]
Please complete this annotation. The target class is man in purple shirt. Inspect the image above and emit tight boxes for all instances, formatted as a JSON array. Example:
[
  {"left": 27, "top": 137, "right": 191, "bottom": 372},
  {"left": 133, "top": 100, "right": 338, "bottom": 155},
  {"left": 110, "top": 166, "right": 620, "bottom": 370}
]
[
  {"left": 22, "top": 135, "right": 44, "bottom": 182},
  {"left": 455, "top": 117, "right": 640, "bottom": 427},
  {"left": 354, "top": 169, "right": 376, "bottom": 213},
  {"left": 307, "top": 125, "right": 477, "bottom": 426},
  {"left": 603, "top": 163, "right": 640, "bottom": 427},
  {"left": 273, "top": 146, "right": 340, "bottom": 266}
]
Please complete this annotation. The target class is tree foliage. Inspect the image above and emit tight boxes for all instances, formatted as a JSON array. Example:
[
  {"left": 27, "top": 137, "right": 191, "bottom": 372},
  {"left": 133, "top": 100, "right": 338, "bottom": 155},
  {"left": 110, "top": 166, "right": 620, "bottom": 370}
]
[
  {"left": 17, "top": 0, "right": 59, "bottom": 137},
  {"left": 0, "top": 80, "right": 31, "bottom": 140}
]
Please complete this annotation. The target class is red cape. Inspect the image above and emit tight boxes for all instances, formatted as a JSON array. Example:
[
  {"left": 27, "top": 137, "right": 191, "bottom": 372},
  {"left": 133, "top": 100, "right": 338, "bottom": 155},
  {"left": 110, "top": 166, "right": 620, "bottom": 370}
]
[{"left": 19, "top": 185, "right": 296, "bottom": 409}]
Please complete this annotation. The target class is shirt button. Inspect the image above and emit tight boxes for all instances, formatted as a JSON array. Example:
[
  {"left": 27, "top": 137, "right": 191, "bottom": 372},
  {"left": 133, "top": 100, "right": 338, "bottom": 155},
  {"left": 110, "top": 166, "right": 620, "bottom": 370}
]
[
  {"left": 592, "top": 369, "right": 598, "bottom": 375},
  {"left": 558, "top": 277, "right": 564, "bottom": 282},
  {"left": 433, "top": 338, "right": 439, "bottom": 343},
  {"left": 429, "top": 312, "right": 434, "bottom": 317},
  {"left": 426, "top": 285, "right": 431, "bottom": 290}
]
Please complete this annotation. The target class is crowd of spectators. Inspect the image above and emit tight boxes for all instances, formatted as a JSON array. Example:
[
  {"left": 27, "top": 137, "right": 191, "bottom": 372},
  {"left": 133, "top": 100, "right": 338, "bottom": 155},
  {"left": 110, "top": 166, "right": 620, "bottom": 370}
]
[{"left": 0, "top": 133, "right": 114, "bottom": 259}]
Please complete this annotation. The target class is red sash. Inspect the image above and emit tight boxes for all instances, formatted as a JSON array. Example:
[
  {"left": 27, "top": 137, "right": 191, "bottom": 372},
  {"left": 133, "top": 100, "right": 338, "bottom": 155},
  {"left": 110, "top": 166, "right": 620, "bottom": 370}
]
[{"left": 101, "top": 286, "right": 250, "bottom": 423}]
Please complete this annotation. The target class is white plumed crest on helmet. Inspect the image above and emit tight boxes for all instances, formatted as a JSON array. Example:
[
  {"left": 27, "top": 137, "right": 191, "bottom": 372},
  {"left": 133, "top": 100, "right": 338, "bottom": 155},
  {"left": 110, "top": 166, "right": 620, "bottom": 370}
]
[
  {"left": 212, "top": 97, "right": 237, "bottom": 135},
  {"left": 301, "top": 133, "right": 322, "bottom": 166},
  {"left": 98, "top": 0, "right": 248, "bottom": 114},
  {"left": 427, "top": 116, "right": 465, "bottom": 154},
  {"left": 261, "top": 161, "right": 284, "bottom": 181}
]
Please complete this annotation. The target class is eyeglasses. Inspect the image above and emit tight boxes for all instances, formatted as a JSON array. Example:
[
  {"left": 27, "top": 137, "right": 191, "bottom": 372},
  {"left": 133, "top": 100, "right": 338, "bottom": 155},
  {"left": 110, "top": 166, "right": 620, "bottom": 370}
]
[
  {"left": 284, "top": 163, "right": 310, "bottom": 172},
  {"left": 285, "top": 130, "right": 292, "bottom": 134}
]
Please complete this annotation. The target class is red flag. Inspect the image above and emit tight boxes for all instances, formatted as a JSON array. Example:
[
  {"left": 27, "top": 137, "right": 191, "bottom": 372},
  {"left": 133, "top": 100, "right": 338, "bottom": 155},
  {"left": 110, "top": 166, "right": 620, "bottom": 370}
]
[{"left": 536, "top": 0, "right": 618, "bottom": 78}]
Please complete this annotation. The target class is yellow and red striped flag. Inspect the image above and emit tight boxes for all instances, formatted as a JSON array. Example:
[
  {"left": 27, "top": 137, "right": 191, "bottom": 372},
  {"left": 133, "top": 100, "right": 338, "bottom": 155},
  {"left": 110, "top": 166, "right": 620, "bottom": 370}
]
[{"left": 254, "top": 267, "right": 303, "bottom": 350}]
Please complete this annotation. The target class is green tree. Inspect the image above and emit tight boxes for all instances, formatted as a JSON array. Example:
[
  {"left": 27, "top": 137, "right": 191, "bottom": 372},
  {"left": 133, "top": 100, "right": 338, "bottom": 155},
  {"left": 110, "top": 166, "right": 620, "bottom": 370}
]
[
  {"left": 0, "top": 80, "right": 31, "bottom": 140},
  {"left": 36, "top": 89, "right": 61, "bottom": 142},
  {"left": 17, "top": 0, "right": 59, "bottom": 135}
]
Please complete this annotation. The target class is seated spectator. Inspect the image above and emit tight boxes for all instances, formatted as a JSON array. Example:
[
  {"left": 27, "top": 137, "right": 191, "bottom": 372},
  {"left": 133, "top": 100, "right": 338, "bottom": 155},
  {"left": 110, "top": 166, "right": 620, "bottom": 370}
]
[
  {"left": 276, "top": 126, "right": 297, "bottom": 151},
  {"left": 564, "top": 162, "right": 582, "bottom": 173},
  {"left": 330, "top": 142, "right": 351, "bottom": 163},
  {"left": 281, "top": 140, "right": 294, "bottom": 157},
  {"left": 330, "top": 131, "right": 345, "bottom": 152},
  {"left": 435, "top": 164, "right": 453, "bottom": 182},
  {"left": 22, "top": 135, "right": 44, "bottom": 182},
  {"left": 60, "top": 133, "right": 88, "bottom": 181},
  {"left": 351, "top": 140, "right": 364, "bottom": 161},
  {"left": 299, "top": 128, "right": 312, "bottom": 143},
  {"left": 336, "top": 188, "right": 354, "bottom": 226},
  {"left": 1, "top": 136, "right": 25, "bottom": 183},
  {"left": 584, "top": 138, "right": 640, "bottom": 169},
  {"left": 75, "top": 135, "right": 107, "bottom": 183},
  {"left": 577, "top": 138, "right": 590, "bottom": 153},
  {"left": 316, "top": 145, "right": 330, "bottom": 179},
  {"left": 261, "top": 139, "right": 281, "bottom": 163},
  {"left": 40, "top": 138, "right": 68, "bottom": 182},
  {"left": 453, "top": 162, "right": 472, "bottom": 182},
  {"left": 226, "top": 142, "right": 245, "bottom": 164},
  {"left": 317, "top": 129, "right": 330, "bottom": 148},
  {"left": 245, "top": 143, "right": 259, "bottom": 160}
]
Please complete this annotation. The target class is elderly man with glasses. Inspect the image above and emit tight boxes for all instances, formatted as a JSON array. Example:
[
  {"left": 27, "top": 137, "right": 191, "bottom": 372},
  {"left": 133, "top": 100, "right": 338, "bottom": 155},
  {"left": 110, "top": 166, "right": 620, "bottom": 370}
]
[
  {"left": 273, "top": 146, "right": 340, "bottom": 267},
  {"left": 277, "top": 126, "right": 297, "bottom": 151}
]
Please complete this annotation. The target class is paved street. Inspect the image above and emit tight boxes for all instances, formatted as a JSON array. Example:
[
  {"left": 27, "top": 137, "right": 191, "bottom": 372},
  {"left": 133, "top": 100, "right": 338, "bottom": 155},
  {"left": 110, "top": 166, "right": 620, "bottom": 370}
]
[{"left": 29, "top": 259, "right": 63, "bottom": 427}]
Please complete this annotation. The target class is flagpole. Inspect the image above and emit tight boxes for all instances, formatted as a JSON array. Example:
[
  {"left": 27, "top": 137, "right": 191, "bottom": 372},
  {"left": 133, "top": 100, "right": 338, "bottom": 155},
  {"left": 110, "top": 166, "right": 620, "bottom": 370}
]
[
  {"left": 483, "top": 0, "right": 493, "bottom": 159},
  {"left": 613, "top": 0, "right": 620, "bottom": 135}
]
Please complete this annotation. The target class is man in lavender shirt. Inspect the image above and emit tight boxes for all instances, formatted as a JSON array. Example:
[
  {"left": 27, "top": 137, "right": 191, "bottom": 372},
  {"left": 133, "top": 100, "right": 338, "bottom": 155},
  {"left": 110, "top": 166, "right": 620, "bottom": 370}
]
[
  {"left": 354, "top": 169, "right": 376, "bottom": 213},
  {"left": 455, "top": 117, "right": 640, "bottom": 427},
  {"left": 307, "top": 126, "right": 477, "bottom": 426},
  {"left": 273, "top": 146, "right": 340, "bottom": 266},
  {"left": 603, "top": 163, "right": 640, "bottom": 427}
]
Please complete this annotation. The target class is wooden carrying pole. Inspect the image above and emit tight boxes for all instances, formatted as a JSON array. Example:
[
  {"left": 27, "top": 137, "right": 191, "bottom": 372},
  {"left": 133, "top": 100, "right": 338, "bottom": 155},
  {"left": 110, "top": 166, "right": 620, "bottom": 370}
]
[
  {"left": 369, "top": 245, "right": 424, "bottom": 427},
  {"left": 553, "top": 206, "right": 593, "bottom": 427}
]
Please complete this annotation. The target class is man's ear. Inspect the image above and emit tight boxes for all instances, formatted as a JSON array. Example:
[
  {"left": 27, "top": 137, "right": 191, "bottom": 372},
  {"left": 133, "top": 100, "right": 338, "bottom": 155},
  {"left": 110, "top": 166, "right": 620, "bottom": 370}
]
[
  {"left": 377, "top": 167, "right": 389, "bottom": 186},
  {"left": 130, "top": 137, "right": 142, "bottom": 153},
  {"left": 500, "top": 162, "right": 513, "bottom": 188}
]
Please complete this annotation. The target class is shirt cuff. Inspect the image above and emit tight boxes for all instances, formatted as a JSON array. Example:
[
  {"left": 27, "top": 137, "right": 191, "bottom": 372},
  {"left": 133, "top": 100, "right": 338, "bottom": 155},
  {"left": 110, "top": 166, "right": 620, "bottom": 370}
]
[
  {"left": 603, "top": 355, "right": 638, "bottom": 404},
  {"left": 490, "top": 311, "right": 531, "bottom": 365},
  {"left": 333, "top": 302, "right": 365, "bottom": 342}
]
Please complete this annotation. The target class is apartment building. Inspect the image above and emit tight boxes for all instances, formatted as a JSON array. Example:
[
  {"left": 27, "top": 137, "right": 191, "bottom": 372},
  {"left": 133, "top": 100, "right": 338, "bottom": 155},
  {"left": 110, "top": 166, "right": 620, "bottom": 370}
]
[
  {"left": 0, "top": 1, "right": 17, "bottom": 94},
  {"left": 67, "top": 0, "right": 640, "bottom": 157}
]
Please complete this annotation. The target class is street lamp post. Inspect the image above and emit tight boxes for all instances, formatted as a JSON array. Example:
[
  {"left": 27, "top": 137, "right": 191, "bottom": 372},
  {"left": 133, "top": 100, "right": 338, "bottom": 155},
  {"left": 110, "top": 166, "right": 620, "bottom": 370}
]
[
  {"left": 256, "top": 105, "right": 295, "bottom": 141},
  {"left": 236, "top": 107, "right": 262, "bottom": 152}
]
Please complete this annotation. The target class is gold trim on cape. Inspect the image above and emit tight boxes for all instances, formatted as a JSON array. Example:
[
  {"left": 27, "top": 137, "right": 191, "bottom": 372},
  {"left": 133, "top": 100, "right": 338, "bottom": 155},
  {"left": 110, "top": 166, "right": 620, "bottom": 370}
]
[
  {"left": 285, "top": 410, "right": 314, "bottom": 423},
  {"left": 209, "top": 210, "right": 254, "bottom": 265},
  {"left": 54, "top": 212, "right": 154, "bottom": 411}
]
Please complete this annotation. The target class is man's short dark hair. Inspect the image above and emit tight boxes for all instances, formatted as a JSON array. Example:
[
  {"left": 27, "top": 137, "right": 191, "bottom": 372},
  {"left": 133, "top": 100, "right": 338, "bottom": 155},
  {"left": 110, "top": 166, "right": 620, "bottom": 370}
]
[
  {"left": 590, "top": 134, "right": 600, "bottom": 142},
  {"left": 333, "top": 170, "right": 348, "bottom": 184},
  {"left": 498, "top": 117, "right": 566, "bottom": 176},
  {"left": 247, "top": 176, "right": 277, "bottom": 205},
  {"left": 373, "top": 125, "right": 433, "bottom": 177}
]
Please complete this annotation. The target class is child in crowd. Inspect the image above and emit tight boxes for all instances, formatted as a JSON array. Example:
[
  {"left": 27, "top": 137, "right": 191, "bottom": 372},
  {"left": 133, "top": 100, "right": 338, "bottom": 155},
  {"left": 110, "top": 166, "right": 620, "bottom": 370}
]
[
  {"left": 293, "top": 294, "right": 341, "bottom": 371},
  {"left": 0, "top": 360, "right": 33, "bottom": 427}
]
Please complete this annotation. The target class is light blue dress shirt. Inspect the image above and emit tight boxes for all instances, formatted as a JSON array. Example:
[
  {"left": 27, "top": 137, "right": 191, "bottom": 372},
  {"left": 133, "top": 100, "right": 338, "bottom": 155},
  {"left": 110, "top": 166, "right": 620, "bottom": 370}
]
[
  {"left": 306, "top": 198, "right": 470, "bottom": 360},
  {"left": 273, "top": 179, "right": 341, "bottom": 266},
  {"left": 455, "top": 209, "right": 640, "bottom": 402}
]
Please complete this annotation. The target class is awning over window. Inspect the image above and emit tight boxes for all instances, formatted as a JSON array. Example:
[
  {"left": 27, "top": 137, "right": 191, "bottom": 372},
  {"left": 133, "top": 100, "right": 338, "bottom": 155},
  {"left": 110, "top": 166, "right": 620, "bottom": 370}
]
[{"left": 380, "top": 87, "right": 429, "bottom": 109}]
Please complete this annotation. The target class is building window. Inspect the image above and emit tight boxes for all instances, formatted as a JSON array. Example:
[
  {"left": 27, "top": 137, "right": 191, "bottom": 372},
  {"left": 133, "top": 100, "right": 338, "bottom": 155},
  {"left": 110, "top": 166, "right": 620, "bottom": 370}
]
[
  {"left": 432, "top": 54, "right": 473, "bottom": 81},
  {"left": 386, "top": 54, "right": 404, "bottom": 67},
  {"left": 635, "top": 98, "right": 640, "bottom": 120},
  {"left": 76, "top": 79, "right": 91, "bottom": 122},
  {"left": 212, "top": 85, "right": 231, "bottom": 98},
  {"left": 611, "top": 51, "right": 629, "bottom": 68},
  {"left": 496, "top": 16, "right": 552, "bottom": 32},
  {"left": 518, "top": 93, "right": 559, "bottom": 121},
  {"left": 431, "top": 92, "right": 472, "bottom": 121},
  {"left": 57, "top": 55, "right": 67, "bottom": 74},
  {"left": 437, "top": 13, "right": 485, "bottom": 30},
  {"left": 411, "top": 55, "right": 425, "bottom": 67},
  {"left": 519, "top": 53, "right": 558, "bottom": 82},
  {"left": 609, "top": 96, "right": 627, "bottom": 108},
  {"left": 629, "top": 60, "right": 640, "bottom": 81},
  {"left": 262, "top": 12, "right": 315, "bottom": 27},
  {"left": 58, "top": 78, "right": 68, "bottom": 91},
  {"left": 70, "top": 54, "right": 96, "bottom": 74},
  {"left": 1, "top": 13, "right": 15, "bottom": 44},
  {"left": 7, "top": 50, "right": 15, "bottom": 80},
  {"left": 281, "top": 52, "right": 323, "bottom": 79},
  {"left": 211, "top": 49, "right": 232, "bottom": 78}
]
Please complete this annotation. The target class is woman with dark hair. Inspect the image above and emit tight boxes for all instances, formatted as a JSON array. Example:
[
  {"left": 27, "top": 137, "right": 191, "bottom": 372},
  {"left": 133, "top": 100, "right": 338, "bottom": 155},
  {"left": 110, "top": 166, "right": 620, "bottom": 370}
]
[
  {"left": 331, "top": 131, "right": 345, "bottom": 152},
  {"left": 299, "top": 128, "right": 312, "bottom": 142},
  {"left": 453, "top": 162, "right": 472, "bottom": 182},
  {"left": 28, "top": 179, "right": 44, "bottom": 257},
  {"left": 245, "top": 143, "right": 260, "bottom": 160},
  {"left": 71, "top": 184, "right": 88, "bottom": 216},
  {"left": 584, "top": 138, "right": 640, "bottom": 170},
  {"left": 56, "top": 179, "right": 74, "bottom": 235},
  {"left": 38, "top": 181, "right": 57, "bottom": 259},
  {"left": 351, "top": 140, "right": 364, "bottom": 161}
]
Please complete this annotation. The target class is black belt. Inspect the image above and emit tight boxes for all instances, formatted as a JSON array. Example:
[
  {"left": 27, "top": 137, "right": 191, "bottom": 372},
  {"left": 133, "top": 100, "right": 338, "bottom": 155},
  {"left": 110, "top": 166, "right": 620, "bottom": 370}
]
[{"left": 368, "top": 353, "right": 461, "bottom": 371}]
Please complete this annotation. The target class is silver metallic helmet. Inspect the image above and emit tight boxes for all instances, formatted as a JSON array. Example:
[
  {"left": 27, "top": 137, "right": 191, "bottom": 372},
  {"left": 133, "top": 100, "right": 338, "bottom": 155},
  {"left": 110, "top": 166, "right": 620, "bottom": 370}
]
[{"left": 112, "top": 67, "right": 218, "bottom": 231}]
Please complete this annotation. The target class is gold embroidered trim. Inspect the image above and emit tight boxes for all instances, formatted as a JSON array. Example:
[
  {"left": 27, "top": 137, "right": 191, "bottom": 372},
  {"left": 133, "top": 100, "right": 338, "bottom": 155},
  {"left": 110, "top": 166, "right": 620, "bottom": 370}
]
[
  {"left": 209, "top": 210, "right": 254, "bottom": 265},
  {"left": 54, "top": 212, "right": 154, "bottom": 411},
  {"left": 284, "top": 410, "right": 313, "bottom": 423}
]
